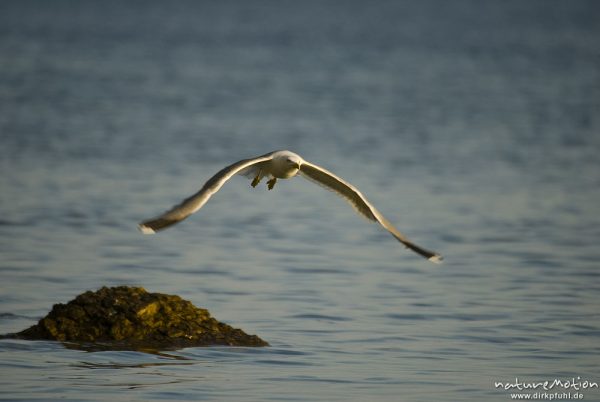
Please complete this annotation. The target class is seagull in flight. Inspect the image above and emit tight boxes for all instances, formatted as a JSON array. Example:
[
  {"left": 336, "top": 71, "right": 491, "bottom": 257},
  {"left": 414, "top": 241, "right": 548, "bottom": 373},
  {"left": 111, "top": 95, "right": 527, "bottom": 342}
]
[{"left": 139, "top": 150, "right": 442, "bottom": 263}]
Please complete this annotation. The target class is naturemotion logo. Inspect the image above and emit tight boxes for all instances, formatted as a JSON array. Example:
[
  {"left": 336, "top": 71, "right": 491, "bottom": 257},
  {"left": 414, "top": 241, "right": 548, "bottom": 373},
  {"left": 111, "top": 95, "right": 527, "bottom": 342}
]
[{"left": 494, "top": 377, "right": 598, "bottom": 400}]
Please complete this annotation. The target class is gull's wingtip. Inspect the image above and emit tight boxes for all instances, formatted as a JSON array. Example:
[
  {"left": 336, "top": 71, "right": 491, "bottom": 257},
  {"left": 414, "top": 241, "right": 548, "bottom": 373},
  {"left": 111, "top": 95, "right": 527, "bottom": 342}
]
[
  {"left": 428, "top": 254, "right": 443, "bottom": 264},
  {"left": 138, "top": 224, "right": 156, "bottom": 235}
]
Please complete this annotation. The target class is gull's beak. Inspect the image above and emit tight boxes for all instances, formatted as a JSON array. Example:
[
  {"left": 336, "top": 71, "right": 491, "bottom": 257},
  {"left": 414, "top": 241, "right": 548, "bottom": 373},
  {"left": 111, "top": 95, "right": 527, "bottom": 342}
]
[{"left": 287, "top": 159, "right": 301, "bottom": 170}]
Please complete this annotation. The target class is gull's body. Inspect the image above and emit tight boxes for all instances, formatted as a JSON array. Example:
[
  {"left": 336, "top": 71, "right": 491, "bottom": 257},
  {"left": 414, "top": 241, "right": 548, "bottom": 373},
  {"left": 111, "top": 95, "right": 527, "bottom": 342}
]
[{"left": 139, "top": 150, "right": 442, "bottom": 263}]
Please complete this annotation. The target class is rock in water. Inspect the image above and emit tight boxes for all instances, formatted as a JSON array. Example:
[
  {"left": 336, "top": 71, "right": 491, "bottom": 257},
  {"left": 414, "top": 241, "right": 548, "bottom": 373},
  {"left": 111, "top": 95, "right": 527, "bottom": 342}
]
[{"left": 12, "top": 286, "right": 268, "bottom": 349}]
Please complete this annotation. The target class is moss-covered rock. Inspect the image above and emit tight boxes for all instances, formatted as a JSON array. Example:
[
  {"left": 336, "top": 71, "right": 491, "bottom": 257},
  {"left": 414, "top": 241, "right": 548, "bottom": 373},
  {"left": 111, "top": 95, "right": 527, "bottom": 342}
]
[{"left": 9, "top": 286, "right": 268, "bottom": 349}]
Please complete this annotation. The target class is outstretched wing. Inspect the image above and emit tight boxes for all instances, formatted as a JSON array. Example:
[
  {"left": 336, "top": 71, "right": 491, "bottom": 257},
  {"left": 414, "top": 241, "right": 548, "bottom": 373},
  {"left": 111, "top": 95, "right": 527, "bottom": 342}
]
[
  {"left": 299, "top": 161, "right": 442, "bottom": 263},
  {"left": 138, "top": 152, "right": 275, "bottom": 233}
]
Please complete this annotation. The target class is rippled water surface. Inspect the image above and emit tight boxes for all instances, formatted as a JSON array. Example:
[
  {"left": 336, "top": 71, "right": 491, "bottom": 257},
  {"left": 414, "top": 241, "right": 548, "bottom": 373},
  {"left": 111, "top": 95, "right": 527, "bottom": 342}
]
[{"left": 1, "top": 1, "right": 599, "bottom": 401}]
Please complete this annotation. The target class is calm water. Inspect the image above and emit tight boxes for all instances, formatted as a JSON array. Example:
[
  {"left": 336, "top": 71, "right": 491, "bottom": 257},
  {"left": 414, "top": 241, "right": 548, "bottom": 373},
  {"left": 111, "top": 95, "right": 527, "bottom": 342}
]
[{"left": 1, "top": 1, "right": 599, "bottom": 401}]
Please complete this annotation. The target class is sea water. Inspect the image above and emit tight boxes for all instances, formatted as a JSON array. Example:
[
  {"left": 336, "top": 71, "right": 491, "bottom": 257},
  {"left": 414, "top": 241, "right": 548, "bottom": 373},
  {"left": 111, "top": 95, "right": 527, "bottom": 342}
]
[{"left": 1, "top": 1, "right": 599, "bottom": 401}]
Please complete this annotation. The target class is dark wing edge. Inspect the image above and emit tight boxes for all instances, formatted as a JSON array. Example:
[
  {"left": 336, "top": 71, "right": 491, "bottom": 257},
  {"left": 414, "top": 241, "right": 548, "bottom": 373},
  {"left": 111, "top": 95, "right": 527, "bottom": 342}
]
[{"left": 374, "top": 213, "right": 443, "bottom": 263}]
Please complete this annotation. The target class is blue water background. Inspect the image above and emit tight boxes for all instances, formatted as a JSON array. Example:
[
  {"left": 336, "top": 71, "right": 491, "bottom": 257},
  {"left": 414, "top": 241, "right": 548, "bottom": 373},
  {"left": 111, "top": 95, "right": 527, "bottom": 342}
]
[{"left": 1, "top": 1, "right": 599, "bottom": 401}]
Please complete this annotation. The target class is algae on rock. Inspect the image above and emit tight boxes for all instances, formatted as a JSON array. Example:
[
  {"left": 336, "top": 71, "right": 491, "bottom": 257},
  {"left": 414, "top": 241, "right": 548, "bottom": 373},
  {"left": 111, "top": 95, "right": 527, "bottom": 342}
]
[{"left": 11, "top": 286, "right": 268, "bottom": 349}]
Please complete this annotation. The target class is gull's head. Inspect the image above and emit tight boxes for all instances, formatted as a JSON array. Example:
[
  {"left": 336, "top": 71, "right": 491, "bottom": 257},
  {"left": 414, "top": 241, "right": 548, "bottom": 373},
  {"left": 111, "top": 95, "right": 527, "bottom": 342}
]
[
  {"left": 272, "top": 150, "right": 303, "bottom": 178},
  {"left": 285, "top": 154, "right": 302, "bottom": 170}
]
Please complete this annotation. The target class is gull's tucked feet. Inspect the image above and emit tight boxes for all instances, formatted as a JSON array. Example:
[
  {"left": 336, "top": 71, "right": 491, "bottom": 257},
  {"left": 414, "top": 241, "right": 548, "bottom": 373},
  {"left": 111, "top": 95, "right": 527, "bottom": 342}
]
[
  {"left": 251, "top": 171, "right": 262, "bottom": 188},
  {"left": 267, "top": 178, "right": 277, "bottom": 190}
]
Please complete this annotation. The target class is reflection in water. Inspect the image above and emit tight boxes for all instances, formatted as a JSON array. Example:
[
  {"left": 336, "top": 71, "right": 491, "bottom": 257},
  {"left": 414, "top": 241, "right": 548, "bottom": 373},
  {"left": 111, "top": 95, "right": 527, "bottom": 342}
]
[{"left": 73, "top": 355, "right": 193, "bottom": 370}]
